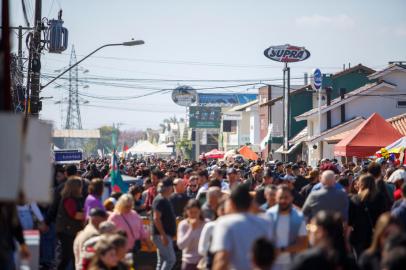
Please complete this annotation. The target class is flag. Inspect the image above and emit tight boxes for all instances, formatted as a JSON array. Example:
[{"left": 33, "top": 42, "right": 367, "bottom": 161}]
[
  {"left": 260, "top": 123, "right": 272, "bottom": 150},
  {"left": 123, "top": 142, "right": 129, "bottom": 152},
  {"left": 110, "top": 129, "right": 128, "bottom": 193},
  {"left": 111, "top": 150, "right": 128, "bottom": 193}
]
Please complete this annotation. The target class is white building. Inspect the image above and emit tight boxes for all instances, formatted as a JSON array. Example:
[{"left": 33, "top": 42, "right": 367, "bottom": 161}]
[
  {"left": 221, "top": 100, "right": 260, "bottom": 151},
  {"left": 295, "top": 63, "right": 406, "bottom": 166}
]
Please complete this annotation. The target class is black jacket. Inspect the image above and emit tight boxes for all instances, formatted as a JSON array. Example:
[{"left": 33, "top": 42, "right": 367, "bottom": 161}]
[{"left": 349, "top": 194, "right": 386, "bottom": 255}]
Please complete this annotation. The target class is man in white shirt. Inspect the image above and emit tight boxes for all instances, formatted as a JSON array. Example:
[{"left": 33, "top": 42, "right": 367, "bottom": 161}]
[
  {"left": 210, "top": 184, "right": 273, "bottom": 270},
  {"left": 267, "top": 185, "right": 308, "bottom": 270}
]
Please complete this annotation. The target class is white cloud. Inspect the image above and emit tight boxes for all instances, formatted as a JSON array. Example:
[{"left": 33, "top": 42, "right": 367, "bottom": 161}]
[{"left": 295, "top": 14, "right": 355, "bottom": 30}]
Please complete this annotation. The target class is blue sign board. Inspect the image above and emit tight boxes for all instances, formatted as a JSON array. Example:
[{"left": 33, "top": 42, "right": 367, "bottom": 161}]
[
  {"left": 312, "top": 68, "right": 322, "bottom": 90},
  {"left": 197, "top": 93, "right": 257, "bottom": 107},
  {"left": 54, "top": 150, "right": 83, "bottom": 162}
]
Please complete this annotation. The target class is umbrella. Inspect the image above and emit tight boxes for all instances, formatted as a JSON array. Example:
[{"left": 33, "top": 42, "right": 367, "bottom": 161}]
[
  {"left": 201, "top": 149, "right": 225, "bottom": 159},
  {"left": 376, "top": 136, "right": 406, "bottom": 155}
]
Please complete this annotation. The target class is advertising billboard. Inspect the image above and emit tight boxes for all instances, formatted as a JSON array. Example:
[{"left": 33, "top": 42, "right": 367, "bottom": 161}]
[{"left": 189, "top": 106, "right": 221, "bottom": 128}]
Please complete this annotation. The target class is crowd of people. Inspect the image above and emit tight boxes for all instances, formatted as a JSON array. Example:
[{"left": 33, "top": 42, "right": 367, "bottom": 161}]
[{"left": 4, "top": 155, "right": 406, "bottom": 270}]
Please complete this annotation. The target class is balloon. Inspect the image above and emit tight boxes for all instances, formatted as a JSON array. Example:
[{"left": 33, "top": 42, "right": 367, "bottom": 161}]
[{"left": 389, "top": 153, "right": 395, "bottom": 161}]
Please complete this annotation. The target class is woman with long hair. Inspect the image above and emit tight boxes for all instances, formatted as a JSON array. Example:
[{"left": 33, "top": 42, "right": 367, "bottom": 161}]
[
  {"left": 55, "top": 177, "right": 85, "bottom": 270},
  {"left": 177, "top": 199, "right": 206, "bottom": 270},
  {"left": 349, "top": 174, "right": 387, "bottom": 256},
  {"left": 290, "top": 211, "right": 357, "bottom": 270},
  {"left": 107, "top": 194, "right": 149, "bottom": 263},
  {"left": 358, "top": 213, "right": 404, "bottom": 270},
  {"left": 84, "top": 178, "right": 105, "bottom": 219}
]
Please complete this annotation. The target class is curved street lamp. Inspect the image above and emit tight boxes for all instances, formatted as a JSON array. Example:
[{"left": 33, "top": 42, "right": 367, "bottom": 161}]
[{"left": 41, "top": 40, "right": 144, "bottom": 90}]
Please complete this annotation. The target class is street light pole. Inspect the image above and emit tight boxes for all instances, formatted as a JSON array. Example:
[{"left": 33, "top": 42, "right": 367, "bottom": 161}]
[{"left": 41, "top": 40, "right": 144, "bottom": 90}]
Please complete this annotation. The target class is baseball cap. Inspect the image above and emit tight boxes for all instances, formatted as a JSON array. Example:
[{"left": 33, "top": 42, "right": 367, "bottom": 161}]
[
  {"left": 185, "top": 168, "right": 193, "bottom": 174},
  {"left": 251, "top": 165, "right": 262, "bottom": 173}
]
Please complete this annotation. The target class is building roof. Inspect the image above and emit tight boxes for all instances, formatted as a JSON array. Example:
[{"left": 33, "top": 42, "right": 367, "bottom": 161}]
[
  {"left": 306, "top": 116, "right": 365, "bottom": 143},
  {"left": 325, "top": 130, "right": 353, "bottom": 144},
  {"left": 332, "top": 64, "right": 375, "bottom": 79},
  {"left": 295, "top": 81, "right": 396, "bottom": 121},
  {"left": 52, "top": 129, "right": 101, "bottom": 138},
  {"left": 259, "top": 85, "right": 311, "bottom": 107},
  {"left": 325, "top": 112, "right": 406, "bottom": 143},
  {"left": 260, "top": 64, "right": 375, "bottom": 108},
  {"left": 228, "top": 99, "right": 258, "bottom": 112},
  {"left": 289, "top": 127, "right": 308, "bottom": 144},
  {"left": 387, "top": 113, "right": 406, "bottom": 136},
  {"left": 368, "top": 64, "right": 406, "bottom": 80}
]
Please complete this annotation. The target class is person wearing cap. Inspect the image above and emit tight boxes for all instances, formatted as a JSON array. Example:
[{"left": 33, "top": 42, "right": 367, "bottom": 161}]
[
  {"left": 275, "top": 162, "right": 285, "bottom": 178},
  {"left": 254, "top": 168, "right": 275, "bottom": 206},
  {"left": 73, "top": 208, "right": 108, "bottom": 270},
  {"left": 299, "top": 170, "right": 320, "bottom": 201},
  {"left": 226, "top": 167, "right": 241, "bottom": 191},
  {"left": 292, "top": 164, "right": 307, "bottom": 193},
  {"left": 151, "top": 179, "right": 177, "bottom": 270}
]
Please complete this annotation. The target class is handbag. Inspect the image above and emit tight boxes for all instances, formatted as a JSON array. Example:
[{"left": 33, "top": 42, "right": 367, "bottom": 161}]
[{"left": 121, "top": 214, "right": 141, "bottom": 253}]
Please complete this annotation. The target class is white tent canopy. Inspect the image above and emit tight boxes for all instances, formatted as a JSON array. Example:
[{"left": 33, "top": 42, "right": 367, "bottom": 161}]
[{"left": 125, "top": 141, "right": 173, "bottom": 155}]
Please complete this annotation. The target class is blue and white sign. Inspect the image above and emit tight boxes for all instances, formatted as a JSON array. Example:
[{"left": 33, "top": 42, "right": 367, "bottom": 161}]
[
  {"left": 54, "top": 150, "right": 82, "bottom": 163},
  {"left": 311, "top": 68, "right": 322, "bottom": 91}
]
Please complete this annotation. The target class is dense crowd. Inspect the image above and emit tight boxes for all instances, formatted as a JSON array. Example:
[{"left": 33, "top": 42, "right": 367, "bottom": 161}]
[{"left": 2, "top": 156, "right": 406, "bottom": 270}]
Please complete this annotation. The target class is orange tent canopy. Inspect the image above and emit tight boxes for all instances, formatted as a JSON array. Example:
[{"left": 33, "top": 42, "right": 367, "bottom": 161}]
[
  {"left": 238, "top": 145, "right": 259, "bottom": 160},
  {"left": 334, "top": 113, "right": 403, "bottom": 157}
]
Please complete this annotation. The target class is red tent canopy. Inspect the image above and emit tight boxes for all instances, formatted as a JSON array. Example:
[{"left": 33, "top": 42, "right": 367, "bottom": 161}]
[
  {"left": 334, "top": 113, "right": 403, "bottom": 157},
  {"left": 200, "top": 149, "right": 224, "bottom": 159}
]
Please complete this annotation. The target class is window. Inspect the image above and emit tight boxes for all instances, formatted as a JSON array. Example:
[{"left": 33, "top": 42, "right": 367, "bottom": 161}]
[
  {"left": 223, "top": 120, "right": 237, "bottom": 132},
  {"left": 397, "top": 100, "right": 406, "bottom": 108}
]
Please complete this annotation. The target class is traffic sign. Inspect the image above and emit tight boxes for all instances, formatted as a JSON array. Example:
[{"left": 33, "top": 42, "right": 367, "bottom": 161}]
[
  {"left": 311, "top": 68, "right": 322, "bottom": 90},
  {"left": 54, "top": 150, "right": 82, "bottom": 163}
]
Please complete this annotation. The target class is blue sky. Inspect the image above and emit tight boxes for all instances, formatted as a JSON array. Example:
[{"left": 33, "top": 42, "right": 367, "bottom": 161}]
[{"left": 10, "top": 0, "right": 406, "bottom": 130}]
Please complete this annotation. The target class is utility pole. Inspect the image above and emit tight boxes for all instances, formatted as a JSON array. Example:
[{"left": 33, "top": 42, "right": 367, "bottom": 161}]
[
  {"left": 27, "top": 0, "right": 42, "bottom": 116},
  {"left": 283, "top": 63, "right": 291, "bottom": 161}
]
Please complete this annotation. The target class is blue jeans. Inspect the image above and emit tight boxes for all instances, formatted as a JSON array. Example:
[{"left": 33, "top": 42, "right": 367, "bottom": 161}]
[{"left": 152, "top": 235, "right": 176, "bottom": 270}]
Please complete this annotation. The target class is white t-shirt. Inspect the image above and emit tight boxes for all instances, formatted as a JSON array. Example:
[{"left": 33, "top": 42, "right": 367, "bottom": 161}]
[
  {"left": 273, "top": 214, "right": 307, "bottom": 267},
  {"left": 210, "top": 213, "right": 273, "bottom": 270}
]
